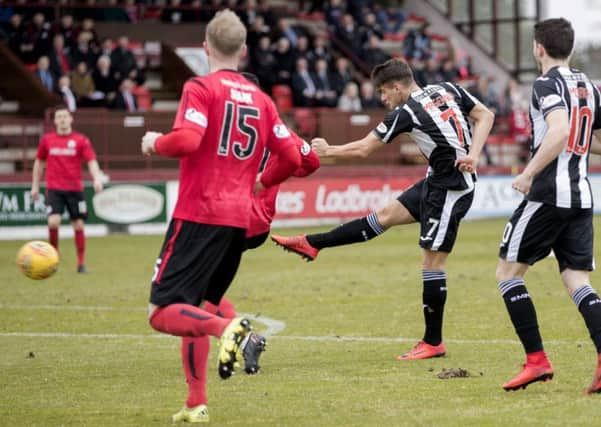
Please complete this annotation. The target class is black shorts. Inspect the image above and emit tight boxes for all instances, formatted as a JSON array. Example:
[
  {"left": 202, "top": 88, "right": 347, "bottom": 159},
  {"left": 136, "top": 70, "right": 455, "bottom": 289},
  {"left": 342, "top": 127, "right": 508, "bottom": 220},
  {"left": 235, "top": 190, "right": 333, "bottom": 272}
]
[
  {"left": 46, "top": 189, "right": 88, "bottom": 220},
  {"left": 244, "top": 232, "right": 269, "bottom": 251},
  {"left": 397, "top": 178, "right": 474, "bottom": 253},
  {"left": 499, "top": 200, "right": 594, "bottom": 272},
  {"left": 149, "top": 219, "right": 246, "bottom": 307}
]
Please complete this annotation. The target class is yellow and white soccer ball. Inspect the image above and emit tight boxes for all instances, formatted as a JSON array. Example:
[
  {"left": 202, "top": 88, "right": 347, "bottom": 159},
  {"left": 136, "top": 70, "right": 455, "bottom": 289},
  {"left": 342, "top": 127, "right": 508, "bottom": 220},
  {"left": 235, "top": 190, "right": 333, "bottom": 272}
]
[{"left": 16, "top": 241, "right": 59, "bottom": 280}]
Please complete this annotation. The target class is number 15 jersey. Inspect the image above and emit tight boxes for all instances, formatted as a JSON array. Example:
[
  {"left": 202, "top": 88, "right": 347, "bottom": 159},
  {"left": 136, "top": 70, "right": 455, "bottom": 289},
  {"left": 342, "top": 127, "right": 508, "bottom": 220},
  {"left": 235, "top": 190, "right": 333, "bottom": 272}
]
[
  {"left": 528, "top": 66, "right": 601, "bottom": 209},
  {"left": 170, "top": 69, "right": 297, "bottom": 229}
]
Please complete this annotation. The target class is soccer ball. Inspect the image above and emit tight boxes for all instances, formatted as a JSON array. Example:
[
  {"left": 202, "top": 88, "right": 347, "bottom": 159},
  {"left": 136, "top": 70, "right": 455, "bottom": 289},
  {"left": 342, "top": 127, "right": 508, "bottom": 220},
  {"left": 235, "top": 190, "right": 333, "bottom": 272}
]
[{"left": 16, "top": 241, "right": 59, "bottom": 280}]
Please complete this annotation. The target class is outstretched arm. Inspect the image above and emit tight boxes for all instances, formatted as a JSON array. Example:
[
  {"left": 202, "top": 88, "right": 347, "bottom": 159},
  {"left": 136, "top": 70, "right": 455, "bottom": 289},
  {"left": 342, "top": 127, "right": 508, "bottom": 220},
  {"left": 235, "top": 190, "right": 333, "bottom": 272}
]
[{"left": 311, "top": 132, "right": 384, "bottom": 160}]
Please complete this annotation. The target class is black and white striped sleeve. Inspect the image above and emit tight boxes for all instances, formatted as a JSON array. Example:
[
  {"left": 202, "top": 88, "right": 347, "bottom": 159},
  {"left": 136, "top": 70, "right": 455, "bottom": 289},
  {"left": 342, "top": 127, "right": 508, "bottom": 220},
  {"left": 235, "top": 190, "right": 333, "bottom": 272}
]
[
  {"left": 371, "top": 107, "right": 414, "bottom": 144},
  {"left": 593, "top": 84, "right": 601, "bottom": 130},
  {"left": 532, "top": 77, "right": 566, "bottom": 118},
  {"left": 444, "top": 82, "right": 480, "bottom": 113}
]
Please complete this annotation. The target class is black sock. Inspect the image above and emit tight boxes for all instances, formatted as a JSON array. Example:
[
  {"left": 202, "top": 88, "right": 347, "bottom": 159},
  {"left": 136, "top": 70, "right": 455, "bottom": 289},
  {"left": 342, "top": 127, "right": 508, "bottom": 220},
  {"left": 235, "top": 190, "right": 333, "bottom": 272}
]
[
  {"left": 572, "top": 284, "right": 601, "bottom": 353},
  {"left": 306, "top": 212, "right": 384, "bottom": 249},
  {"left": 499, "top": 279, "right": 543, "bottom": 353},
  {"left": 422, "top": 270, "right": 447, "bottom": 346}
]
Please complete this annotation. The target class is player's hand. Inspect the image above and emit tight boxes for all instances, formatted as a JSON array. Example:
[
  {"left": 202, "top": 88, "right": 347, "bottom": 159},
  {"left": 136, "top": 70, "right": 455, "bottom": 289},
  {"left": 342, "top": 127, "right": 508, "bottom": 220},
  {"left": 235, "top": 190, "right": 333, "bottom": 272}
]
[
  {"left": 311, "top": 138, "right": 329, "bottom": 157},
  {"left": 30, "top": 188, "right": 39, "bottom": 201},
  {"left": 455, "top": 155, "right": 478, "bottom": 173},
  {"left": 512, "top": 172, "right": 533, "bottom": 195},
  {"left": 93, "top": 179, "right": 103, "bottom": 193},
  {"left": 141, "top": 131, "right": 162, "bottom": 155},
  {"left": 254, "top": 173, "right": 265, "bottom": 194}
]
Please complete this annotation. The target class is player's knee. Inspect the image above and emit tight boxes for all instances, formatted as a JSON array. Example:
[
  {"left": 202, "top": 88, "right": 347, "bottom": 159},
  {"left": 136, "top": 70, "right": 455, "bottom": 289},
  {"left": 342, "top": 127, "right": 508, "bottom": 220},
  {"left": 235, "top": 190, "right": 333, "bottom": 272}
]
[
  {"left": 72, "top": 219, "right": 84, "bottom": 231},
  {"left": 48, "top": 215, "right": 61, "bottom": 228},
  {"left": 495, "top": 261, "right": 518, "bottom": 283}
]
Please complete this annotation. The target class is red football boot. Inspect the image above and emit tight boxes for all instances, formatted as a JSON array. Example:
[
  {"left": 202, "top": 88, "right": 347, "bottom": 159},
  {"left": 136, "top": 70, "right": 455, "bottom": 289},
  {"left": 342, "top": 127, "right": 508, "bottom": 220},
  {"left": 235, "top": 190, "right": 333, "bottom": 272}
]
[
  {"left": 503, "top": 356, "right": 554, "bottom": 391},
  {"left": 271, "top": 234, "right": 319, "bottom": 261},
  {"left": 584, "top": 354, "right": 601, "bottom": 395},
  {"left": 396, "top": 340, "right": 447, "bottom": 361}
]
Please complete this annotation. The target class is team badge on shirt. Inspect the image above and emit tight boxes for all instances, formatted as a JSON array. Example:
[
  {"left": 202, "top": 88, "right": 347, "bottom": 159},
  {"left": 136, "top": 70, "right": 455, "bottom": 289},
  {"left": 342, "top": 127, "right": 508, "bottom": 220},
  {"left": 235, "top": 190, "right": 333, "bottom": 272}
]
[
  {"left": 184, "top": 108, "right": 208, "bottom": 127},
  {"left": 273, "top": 124, "right": 291, "bottom": 138},
  {"left": 301, "top": 141, "right": 311, "bottom": 156},
  {"left": 376, "top": 122, "right": 388, "bottom": 133},
  {"left": 68, "top": 140, "right": 76, "bottom": 148}
]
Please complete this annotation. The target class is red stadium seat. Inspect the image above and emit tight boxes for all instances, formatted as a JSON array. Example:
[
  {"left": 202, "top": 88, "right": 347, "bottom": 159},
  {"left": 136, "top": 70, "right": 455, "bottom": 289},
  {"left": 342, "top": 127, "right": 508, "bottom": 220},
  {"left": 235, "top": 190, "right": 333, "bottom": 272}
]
[
  {"left": 133, "top": 85, "right": 152, "bottom": 111},
  {"left": 271, "top": 85, "right": 293, "bottom": 113},
  {"left": 293, "top": 108, "right": 317, "bottom": 137}
]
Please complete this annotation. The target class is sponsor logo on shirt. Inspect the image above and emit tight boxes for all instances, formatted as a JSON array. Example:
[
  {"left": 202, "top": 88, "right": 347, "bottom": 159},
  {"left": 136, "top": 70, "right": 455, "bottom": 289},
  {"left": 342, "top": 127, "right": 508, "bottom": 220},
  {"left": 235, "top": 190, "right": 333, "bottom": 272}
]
[
  {"left": 540, "top": 94, "right": 562, "bottom": 109},
  {"left": 300, "top": 141, "right": 311, "bottom": 156},
  {"left": 273, "top": 124, "right": 291, "bottom": 139},
  {"left": 184, "top": 108, "right": 208, "bottom": 127},
  {"left": 376, "top": 122, "right": 388, "bottom": 133},
  {"left": 49, "top": 147, "right": 76, "bottom": 156}
]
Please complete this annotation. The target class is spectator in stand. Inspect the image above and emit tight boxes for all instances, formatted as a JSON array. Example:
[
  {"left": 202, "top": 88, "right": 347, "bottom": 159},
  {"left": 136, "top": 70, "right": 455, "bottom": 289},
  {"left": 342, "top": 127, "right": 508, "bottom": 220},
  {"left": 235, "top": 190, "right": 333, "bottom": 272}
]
[
  {"left": 313, "top": 58, "right": 337, "bottom": 107},
  {"left": 103, "top": 0, "right": 131, "bottom": 22},
  {"left": 75, "top": 18, "right": 99, "bottom": 49},
  {"left": 362, "top": 34, "right": 390, "bottom": 70},
  {"left": 6, "top": 14, "right": 32, "bottom": 63},
  {"left": 325, "top": 0, "right": 345, "bottom": 28},
  {"left": 161, "top": 0, "right": 196, "bottom": 23},
  {"left": 99, "top": 37, "right": 113, "bottom": 57},
  {"left": 71, "top": 31, "right": 97, "bottom": 69},
  {"left": 110, "top": 36, "right": 137, "bottom": 83},
  {"left": 70, "top": 61, "right": 97, "bottom": 106},
  {"left": 360, "top": 80, "right": 380, "bottom": 109},
  {"left": 291, "top": 57, "right": 317, "bottom": 107},
  {"left": 48, "top": 34, "right": 72, "bottom": 79},
  {"left": 274, "top": 18, "right": 302, "bottom": 48},
  {"left": 471, "top": 75, "right": 501, "bottom": 113},
  {"left": 247, "top": 15, "right": 270, "bottom": 50},
  {"left": 92, "top": 55, "right": 118, "bottom": 104},
  {"left": 250, "top": 35, "right": 276, "bottom": 92},
  {"left": 29, "top": 12, "right": 52, "bottom": 62},
  {"left": 336, "top": 14, "right": 363, "bottom": 54},
  {"left": 240, "top": 0, "right": 261, "bottom": 27},
  {"left": 54, "top": 14, "right": 75, "bottom": 50},
  {"left": 272, "top": 37, "right": 295, "bottom": 86},
  {"left": 361, "top": 12, "right": 384, "bottom": 42},
  {"left": 332, "top": 56, "right": 353, "bottom": 95},
  {"left": 110, "top": 78, "right": 138, "bottom": 112},
  {"left": 35, "top": 55, "right": 55, "bottom": 92},
  {"left": 422, "top": 57, "right": 444, "bottom": 84},
  {"left": 440, "top": 58, "right": 459, "bottom": 83},
  {"left": 337, "top": 81, "right": 362, "bottom": 112},
  {"left": 373, "top": 3, "right": 405, "bottom": 33},
  {"left": 403, "top": 22, "right": 431, "bottom": 60},
  {"left": 56, "top": 75, "right": 77, "bottom": 112},
  {"left": 306, "top": 34, "right": 332, "bottom": 68},
  {"left": 294, "top": 35, "right": 311, "bottom": 62}
]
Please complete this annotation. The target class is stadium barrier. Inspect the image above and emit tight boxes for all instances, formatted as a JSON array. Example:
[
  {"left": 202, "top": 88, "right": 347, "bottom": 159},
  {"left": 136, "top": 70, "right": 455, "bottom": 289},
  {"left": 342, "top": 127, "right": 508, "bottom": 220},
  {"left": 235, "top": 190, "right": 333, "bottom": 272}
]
[{"left": 3, "top": 175, "right": 601, "bottom": 240}]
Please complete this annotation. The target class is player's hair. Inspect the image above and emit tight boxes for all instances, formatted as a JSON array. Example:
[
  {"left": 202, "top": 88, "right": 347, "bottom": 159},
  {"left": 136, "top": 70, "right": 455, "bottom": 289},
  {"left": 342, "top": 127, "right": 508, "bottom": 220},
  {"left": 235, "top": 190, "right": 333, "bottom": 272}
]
[
  {"left": 205, "top": 9, "right": 247, "bottom": 56},
  {"left": 534, "top": 18, "right": 574, "bottom": 59},
  {"left": 53, "top": 105, "right": 70, "bottom": 116},
  {"left": 371, "top": 58, "right": 414, "bottom": 88}
]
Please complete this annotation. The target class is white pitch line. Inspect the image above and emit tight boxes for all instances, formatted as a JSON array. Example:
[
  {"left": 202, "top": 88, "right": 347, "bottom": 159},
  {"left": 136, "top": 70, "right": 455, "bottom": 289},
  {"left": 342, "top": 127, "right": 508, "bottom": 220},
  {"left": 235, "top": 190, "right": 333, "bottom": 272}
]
[
  {"left": 0, "top": 304, "right": 286, "bottom": 338},
  {"left": 0, "top": 305, "right": 592, "bottom": 346}
]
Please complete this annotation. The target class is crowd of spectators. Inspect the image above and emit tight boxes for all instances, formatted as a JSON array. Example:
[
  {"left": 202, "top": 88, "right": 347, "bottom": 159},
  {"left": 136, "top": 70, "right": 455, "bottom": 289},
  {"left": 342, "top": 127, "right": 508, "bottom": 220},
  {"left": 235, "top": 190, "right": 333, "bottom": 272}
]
[{"left": 2, "top": 11, "right": 145, "bottom": 112}]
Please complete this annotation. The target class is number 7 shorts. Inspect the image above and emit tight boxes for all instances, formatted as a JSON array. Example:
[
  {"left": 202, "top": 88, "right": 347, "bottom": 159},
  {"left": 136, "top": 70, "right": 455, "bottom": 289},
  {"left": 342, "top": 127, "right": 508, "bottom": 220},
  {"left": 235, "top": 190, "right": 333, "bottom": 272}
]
[{"left": 397, "top": 178, "right": 474, "bottom": 253}]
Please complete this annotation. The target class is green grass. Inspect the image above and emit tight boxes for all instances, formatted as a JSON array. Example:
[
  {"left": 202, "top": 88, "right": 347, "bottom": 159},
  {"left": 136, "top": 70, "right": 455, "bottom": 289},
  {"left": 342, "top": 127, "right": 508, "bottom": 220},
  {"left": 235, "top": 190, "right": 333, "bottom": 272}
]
[{"left": 2, "top": 218, "right": 601, "bottom": 426}]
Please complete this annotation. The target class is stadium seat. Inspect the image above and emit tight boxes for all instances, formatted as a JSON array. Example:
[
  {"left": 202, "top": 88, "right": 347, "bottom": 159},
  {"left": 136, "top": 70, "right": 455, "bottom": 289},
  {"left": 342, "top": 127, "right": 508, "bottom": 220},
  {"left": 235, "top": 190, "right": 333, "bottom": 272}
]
[
  {"left": 293, "top": 108, "right": 317, "bottom": 137},
  {"left": 133, "top": 85, "right": 152, "bottom": 111},
  {"left": 271, "top": 85, "right": 293, "bottom": 113}
]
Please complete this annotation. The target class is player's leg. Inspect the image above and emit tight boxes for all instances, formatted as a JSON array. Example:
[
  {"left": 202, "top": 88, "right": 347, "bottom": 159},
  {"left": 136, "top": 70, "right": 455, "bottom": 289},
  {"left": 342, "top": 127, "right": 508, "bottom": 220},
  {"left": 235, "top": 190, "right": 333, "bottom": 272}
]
[
  {"left": 65, "top": 191, "right": 88, "bottom": 272},
  {"left": 271, "top": 180, "right": 422, "bottom": 261},
  {"left": 398, "top": 182, "right": 472, "bottom": 361},
  {"left": 46, "top": 190, "right": 64, "bottom": 250},
  {"left": 171, "top": 335, "right": 211, "bottom": 423},
  {"left": 553, "top": 208, "right": 601, "bottom": 394},
  {"left": 497, "top": 201, "right": 558, "bottom": 391}
]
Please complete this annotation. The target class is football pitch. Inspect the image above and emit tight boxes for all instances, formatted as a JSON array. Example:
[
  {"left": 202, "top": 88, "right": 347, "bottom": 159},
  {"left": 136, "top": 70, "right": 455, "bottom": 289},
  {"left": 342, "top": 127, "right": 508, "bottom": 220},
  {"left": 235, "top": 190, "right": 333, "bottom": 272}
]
[{"left": 2, "top": 218, "right": 601, "bottom": 426}]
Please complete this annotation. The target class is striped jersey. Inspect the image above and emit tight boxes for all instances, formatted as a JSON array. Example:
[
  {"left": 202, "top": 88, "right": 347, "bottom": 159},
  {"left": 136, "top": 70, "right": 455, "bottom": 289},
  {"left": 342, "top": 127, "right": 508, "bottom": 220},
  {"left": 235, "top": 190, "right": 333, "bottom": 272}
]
[
  {"left": 372, "top": 82, "right": 481, "bottom": 190},
  {"left": 528, "top": 66, "right": 601, "bottom": 208}
]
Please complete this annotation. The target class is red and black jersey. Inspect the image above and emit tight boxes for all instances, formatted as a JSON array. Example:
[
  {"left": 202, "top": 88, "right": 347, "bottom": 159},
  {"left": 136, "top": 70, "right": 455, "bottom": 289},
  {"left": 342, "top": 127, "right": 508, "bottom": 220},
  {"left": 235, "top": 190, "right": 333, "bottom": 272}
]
[
  {"left": 168, "top": 70, "right": 298, "bottom": 229},
  {"left": 36, "top": 131, "right": 96, "bottom": 191}
]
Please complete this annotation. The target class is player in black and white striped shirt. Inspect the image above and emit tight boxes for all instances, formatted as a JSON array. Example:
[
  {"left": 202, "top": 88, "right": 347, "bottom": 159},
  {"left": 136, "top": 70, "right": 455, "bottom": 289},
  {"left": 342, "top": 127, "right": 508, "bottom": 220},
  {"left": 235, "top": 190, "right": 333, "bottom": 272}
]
[
  {"left": 272, "top": 58, "right": 495, "bottom": 361},
  {"left": 496, "top": 18, "right": 601, "bottom": 394}
]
